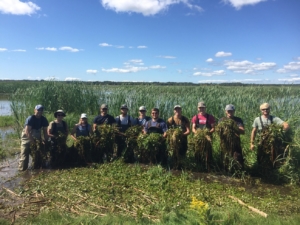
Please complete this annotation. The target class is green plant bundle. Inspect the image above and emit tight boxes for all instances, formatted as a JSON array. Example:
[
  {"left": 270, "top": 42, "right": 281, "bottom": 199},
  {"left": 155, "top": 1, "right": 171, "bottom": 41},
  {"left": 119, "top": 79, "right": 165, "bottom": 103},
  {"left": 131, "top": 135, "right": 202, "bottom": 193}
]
[
  {"left": 191, "top": 128, "right": 212, "bottom": 170},
  {"left": 166, "top": 128, "right": 184, "bottom": 166},
  {"left": 30, "top": 139, "right": 48, "bottom": 169},
  {"left": 125, "top": 125, "right": 143, "bottom": 155},
  {"left": 53, "top": 131, "right": 67, "bottom": 153},
  {"left": 92, "top": 124, "right": 118, "bottom": 162},
  {"left": 257, "top": 123, "right": 289, "bottom": 169},
  {"left": 74, "top": 136, "right": 92, "bottom": 162},
  {"left": 137, "top": 133, "right": 165, "bottom": 163}
]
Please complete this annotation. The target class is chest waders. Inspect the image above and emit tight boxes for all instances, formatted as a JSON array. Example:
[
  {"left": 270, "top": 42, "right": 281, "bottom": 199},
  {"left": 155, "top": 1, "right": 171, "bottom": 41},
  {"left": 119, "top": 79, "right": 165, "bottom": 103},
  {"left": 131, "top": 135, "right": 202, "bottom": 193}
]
[
  {"left": 147, "top": 119, "right": 164, "bottom": 134},
  {"left": 117, "top": 116, "right": 132, "bottom": 133},
  {"left": 195, "top": 114, "right": 211, "bottom": 130}
]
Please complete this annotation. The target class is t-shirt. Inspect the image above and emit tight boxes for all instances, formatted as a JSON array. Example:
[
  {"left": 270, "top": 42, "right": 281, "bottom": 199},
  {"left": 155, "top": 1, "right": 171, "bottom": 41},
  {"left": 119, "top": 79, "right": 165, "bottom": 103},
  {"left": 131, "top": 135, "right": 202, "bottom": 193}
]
[
  {"left": 93, "top": 114, "right": 116, "bottom": 125},
  {"left": 75, "top": 124, "right": 91, "bottom": 137},
  {"left": 191, "top": 113, "right": 215, "bottom": 129},
  {"left": 144, "top": 119, "right": 168, "bottom": 133},
  {"left": 137, "top": 116, "right": 151, "bottom": 126},
  {"left": 24, "top": 115, "right": 49, "bottom": 130},
  {"left": 115, "top": 115, "right": 137, "bottom": 126},
  {"left": 252, "top": 115, "right": 284, "bottom": 130}
]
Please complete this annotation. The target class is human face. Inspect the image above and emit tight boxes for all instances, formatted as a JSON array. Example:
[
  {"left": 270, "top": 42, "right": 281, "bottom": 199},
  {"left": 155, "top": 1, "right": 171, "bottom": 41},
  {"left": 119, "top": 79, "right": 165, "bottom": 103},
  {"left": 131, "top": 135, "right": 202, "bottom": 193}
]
[
  {"left": 121, "top": 108, "right": 128, "bottom": 116},
  {"left": 34, "top": 109, "right": 44, "bottom": 117},
  {"left": 174, "top": 108, "right": 182, "bottom": 116},
  {"left": 56, "top": 113, "right": 64, "bottom": 121},
  {"left": 225, "top": 110, "right": 234, "bottom": 118},
  {"left": 261, "top": 108, "right": 270, "bottom": 116},
  {"left": 101, "top": 108, "right": 108, "bottom": 115},
  {"left": 198, "top": 107, "right": 206, "bottom": 114},
  {"left": 151, "top": 111, "right": 159, "bottom": 119},
  {"left": 139, "top": 110, "right": 146, "bottom": 117}
]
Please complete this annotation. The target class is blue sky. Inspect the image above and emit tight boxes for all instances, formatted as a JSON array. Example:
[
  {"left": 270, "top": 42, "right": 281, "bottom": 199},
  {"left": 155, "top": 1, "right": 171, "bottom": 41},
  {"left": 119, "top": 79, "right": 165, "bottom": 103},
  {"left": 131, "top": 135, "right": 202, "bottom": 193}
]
[{"left": 0, "top": 0, "right": 299, "bottom": 84}]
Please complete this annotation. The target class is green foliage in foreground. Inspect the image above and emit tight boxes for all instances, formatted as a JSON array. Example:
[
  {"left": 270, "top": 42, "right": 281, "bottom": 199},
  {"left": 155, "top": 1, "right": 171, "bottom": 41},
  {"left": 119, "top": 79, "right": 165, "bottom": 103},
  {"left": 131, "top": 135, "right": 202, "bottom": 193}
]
[
  {"left": 10, "top": 161, "right": 300, "bottom": 224},
  {"left": 0, "top": 115, "right": 14, "bottom": 127}
]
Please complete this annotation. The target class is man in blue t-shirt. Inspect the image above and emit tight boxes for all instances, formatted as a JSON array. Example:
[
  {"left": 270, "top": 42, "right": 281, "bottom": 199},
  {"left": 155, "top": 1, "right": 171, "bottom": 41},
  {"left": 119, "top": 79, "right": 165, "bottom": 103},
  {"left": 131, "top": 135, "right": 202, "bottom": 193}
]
[{"left": 18, "top": 105, "right": 49, "bottom": 171}]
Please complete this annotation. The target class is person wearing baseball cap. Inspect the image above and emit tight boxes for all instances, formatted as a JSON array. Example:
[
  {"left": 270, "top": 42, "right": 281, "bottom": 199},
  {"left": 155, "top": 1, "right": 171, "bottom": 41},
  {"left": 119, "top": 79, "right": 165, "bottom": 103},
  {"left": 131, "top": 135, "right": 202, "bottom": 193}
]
[
  {"left": 71, "top": 113, "right": 92, "bottom": 140},
  {"left": 191, "top": 102, "right": 216, "bottom": 134},
  {"left": 18, "top": 104, "right": 49, "bottom": 171},
  {"left": 219, "top": 104, "right": 245, "bottom": 167},
  {"left": 93, "top": 103, "right": 116, "bottom": 131},
  {"left": 137, "top": 106, "right": 151, "bottom": 126},
  {"left": 167, "top": 105, "right": 190, "bottom": 167}
]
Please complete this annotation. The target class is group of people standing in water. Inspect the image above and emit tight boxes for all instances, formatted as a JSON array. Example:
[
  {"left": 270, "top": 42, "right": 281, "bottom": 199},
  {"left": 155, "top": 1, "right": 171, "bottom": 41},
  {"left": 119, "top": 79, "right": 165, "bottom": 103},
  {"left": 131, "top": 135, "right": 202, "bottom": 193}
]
[{"left": 18, "top": 102, "right": 289, "bottom": 171}]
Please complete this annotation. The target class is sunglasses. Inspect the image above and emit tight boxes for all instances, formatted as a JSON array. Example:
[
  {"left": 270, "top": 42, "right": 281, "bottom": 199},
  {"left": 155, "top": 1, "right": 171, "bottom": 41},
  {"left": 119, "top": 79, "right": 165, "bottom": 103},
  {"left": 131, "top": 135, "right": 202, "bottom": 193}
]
[
  {"left": 262, "top": 108, "right": 270, "bottom": 111},
  {"left": 151, "top": 112, "right": 158, "bottom": 115},
  {"left": 140, "top": 110, "right": 146, "bottom": 112},
  {"left": 101, "top": 108, "right": 108, "bottom": 110},
  {"left": 57, "top": 114, "right": 64, "bottom": 116}
]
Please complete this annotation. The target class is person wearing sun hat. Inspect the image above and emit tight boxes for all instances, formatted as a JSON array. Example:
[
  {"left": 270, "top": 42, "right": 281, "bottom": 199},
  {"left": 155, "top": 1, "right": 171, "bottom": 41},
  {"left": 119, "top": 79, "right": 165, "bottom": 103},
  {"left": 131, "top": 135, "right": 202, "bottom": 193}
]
[
  {"left": 218, "top": 104, "right": 245, "bottom": 167},
  {"left": 18, "top": 104, "right": 49, "bottom": 171},
  {"left": 47, "top": 109, "right": 68, "bottom": 167},
  {"left": 93, "top": 104, "right": 116, "bottom": 131}
]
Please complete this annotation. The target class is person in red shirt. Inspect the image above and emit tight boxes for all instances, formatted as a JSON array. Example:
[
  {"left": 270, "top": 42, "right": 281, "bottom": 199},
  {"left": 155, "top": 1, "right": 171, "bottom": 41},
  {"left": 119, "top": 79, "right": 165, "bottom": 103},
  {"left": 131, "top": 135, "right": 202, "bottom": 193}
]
[{"left": 191, "top": 102, "right": 215, "bottom": 134}]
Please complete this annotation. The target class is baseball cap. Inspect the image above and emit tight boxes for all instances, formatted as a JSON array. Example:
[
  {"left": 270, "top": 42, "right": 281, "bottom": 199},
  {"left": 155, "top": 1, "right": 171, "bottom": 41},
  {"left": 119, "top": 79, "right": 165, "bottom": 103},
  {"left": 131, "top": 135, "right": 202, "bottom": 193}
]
[
  {"left": 81, "top": 113, "right": 88, "bottom": 119},
  {"left": 174, "top": 105, "right": 181, "bottom": 109},
  {"left": 225, "top": 104, "right": 235, "bottom": 111},
  {"left": 121, "top": 104, "right": 128, "bottom": 109},
  {"left": 198, "top": 102, "right": 206, "bottom": 108},
  {"left": 100, "top": 104, "right": 108, "bottom": 109},
  {"left": 260, "top": 103, "right": 270, "bottom": 110},
  {"left": 139, "top": 106, "right": 146, "bottom": 111},
  {"left": 35, "top": 105, "right": 44, "bottom": 111}
]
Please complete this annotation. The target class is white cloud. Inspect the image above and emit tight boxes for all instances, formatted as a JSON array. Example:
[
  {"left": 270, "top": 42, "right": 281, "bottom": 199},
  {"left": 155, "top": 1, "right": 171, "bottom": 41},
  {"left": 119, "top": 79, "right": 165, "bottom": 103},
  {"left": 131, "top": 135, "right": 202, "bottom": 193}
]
[
  {"left": 86, "top": 70, "right": 98, "bottom": 74},
  {"left": 276, "top": 61, "right": 300, "bottom": 73},
  {"left": 65, "top": 77, "right": 81, "bottom": 81},
  {"left": 115, "top": 45, "right": 125, "bottom": 48},
  {"left": 224, "top": 60, "right": 276, "bottom": 74},
  {"left": 157, "top": 55, "right": 176, "bottom": 59},
  {"left": 290, "top": 74, "right": 299, "bottom": 77},
  {"left": 215, "top": 51, "right": 232, "bottom": 57},
  {"left": 137, "top": 46, "right": 147, "bottom": 49},
  {"left": 149, "top": 65, "right": 166, "bottom": 69},
  {"left": 101, "top": 0, "right": 202, "bottom": 16},
  {"left": 193, "top": 70, "right": 225, "bottom": 77},
  {"left": 59, "top": 46, "right": 80, "bottom": 52},
  {"left": 99, "top": 43, "right": 112, "bottom": 47},
  {"left": 0, "top": 48, "right": 8, "bottom": 52},
  {"left": 198, "top": 79, "right": 227, "bottom": 83},
  {"left": 206, "top": 58, "right": 213, "bottom": 62},
  {"left": 0, "top": 0, "right": 40, "bottom": 15},
  {"left": 128, "top": 59, "right": 143, "bottom": 64},
  {"left": 36, "top": 47, "right": 58, "bottom": 51},
  {"left": 44, "top": 76, "right": 59, "bottom": 81},
  {"left": 222, "top": 0, "right": 267, "bottom": 10},
  {"left": 102, "top": 67, "right": 148, "bottom": 73},
  {"left": 12, "top": 49, "right": 26, "bottom": 52}
]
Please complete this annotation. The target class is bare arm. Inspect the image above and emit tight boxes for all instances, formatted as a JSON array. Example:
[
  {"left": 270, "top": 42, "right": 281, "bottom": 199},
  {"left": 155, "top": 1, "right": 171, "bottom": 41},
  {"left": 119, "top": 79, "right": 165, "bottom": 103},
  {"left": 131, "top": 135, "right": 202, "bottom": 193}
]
[
  {"left": 25, "top": 125, "right": 34, "bottom": 142},
  {"left": 282, "top": 122, "right": 289, "bottom": 131},
  {"left": 70, "top": 125, "right": 78, "bottom": 141},
  {"left": 43, "top": 127, "right": 48, "bottom": 141},
  {"left": 192, "top": 123, "right": 197, "bottom": 134},
  {"left": 184, "top": 124, "right": 190, "bottom": 136},
  {"left": 250, "top": 127, "right": 257, "bottom": 150},
  {"left": 238, "top": 125, "right": 245, "bottom": 135},
  {"left": 210, "top": 123, "right": 215, "bottom": 133},
  {"left": 93, "top": 123, "right": 97, "bottom": 132}
]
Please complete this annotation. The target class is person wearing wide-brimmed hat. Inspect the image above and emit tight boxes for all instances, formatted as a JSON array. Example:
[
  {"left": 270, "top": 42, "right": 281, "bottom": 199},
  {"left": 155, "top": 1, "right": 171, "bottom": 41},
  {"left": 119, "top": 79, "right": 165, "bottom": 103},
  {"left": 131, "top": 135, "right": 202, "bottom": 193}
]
[
  {"left": 47, "top": 109, "right": 68, "bottom": 167},
  {"left": 93, "top": 104, "right": 116, "bottom": 131},
  {"left": 218, "top": 104, "right": 245, "bottom": 168},
  {"left": 18, "top": 104, "right": 49, "bottom": 171}
]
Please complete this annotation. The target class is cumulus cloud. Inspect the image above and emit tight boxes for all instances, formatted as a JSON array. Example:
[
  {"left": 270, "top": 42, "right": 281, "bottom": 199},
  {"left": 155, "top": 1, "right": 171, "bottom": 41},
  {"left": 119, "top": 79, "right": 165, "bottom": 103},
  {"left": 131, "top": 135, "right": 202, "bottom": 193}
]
[
  {"left": 193, "top": 70, "right": 225, "bottom": 77},
  {"left": 206, "top": 58, "right": 213, "bottom": 62},
  {"left": 157, "top": 55, "right": 176, "bottom": 59},
  {"left": 44, "top": 76, "right": 59, "bottom": 81},
  {"left": 101, "top": 0, "right": 202, "bottom": 16},
  {"left": 149, "top": 65, "right": 166, "bottom": 69},
  {"left": 198, "top": 79, "right": 227, "bottom": 83},
  {"left": 65, "top": 77, "right": 81, "bottom": 81},
  {"left": 102, "top": 67, "right": 148, "bottom": 73},
  {"left": 276, "top": 61, "right": 300, "bottom": 73},
  {"left": 86, "top": 70, "right": 98, "bottom": 74},
  {"left": 12, "top": 49, "right": 26, "bottom": 52},
  {"left": 215, "top": 51, "right": 232, "bottom": 57},
  {"left": 137, "top": 46, "right": 147, "bottom": 49},
  {"left": 99, "top": 43, "right": 112, "bottom": 47},
  {"left": 0, "top": 0, "right": 40, "bottom": 15},
  {"left": 59, "top": 46, "right": 80, "bottom": 52},
  {"left": 278, "top": 77, "right": 300, "bottom": 83},
  {"left": 0, "top": 48, "right": 8, "bottom": 52},
  {"left": 222, "top": 0, "right": 267, "bottom": 10},
  {"left": 224, "top": 60, "right": 276, "bottom": 74}
]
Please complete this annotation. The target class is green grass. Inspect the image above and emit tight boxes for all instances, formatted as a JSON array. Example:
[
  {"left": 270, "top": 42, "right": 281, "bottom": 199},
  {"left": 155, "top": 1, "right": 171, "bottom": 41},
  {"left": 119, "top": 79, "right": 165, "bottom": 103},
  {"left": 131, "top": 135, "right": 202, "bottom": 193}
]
[{"left": 0, "top": 116, "right": 14, "bottom": 127}]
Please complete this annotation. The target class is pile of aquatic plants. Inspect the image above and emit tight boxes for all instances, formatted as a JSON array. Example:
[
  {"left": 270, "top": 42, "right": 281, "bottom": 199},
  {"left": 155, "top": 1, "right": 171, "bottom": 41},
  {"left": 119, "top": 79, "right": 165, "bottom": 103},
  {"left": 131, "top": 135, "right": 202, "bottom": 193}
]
[
  {"left": 166, "top": 128, "right": 184, "bottom": 168},
  {"left": 125, "top": 125, "right": 143, "bottom": 162},
  {"left": 73, "top": 136, "right": 92, "bottom": 163}
]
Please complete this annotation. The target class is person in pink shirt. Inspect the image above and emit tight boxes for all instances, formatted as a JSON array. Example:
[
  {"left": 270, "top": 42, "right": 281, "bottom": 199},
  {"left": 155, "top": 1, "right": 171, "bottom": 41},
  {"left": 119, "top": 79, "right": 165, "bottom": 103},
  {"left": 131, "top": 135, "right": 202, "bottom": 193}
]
[{"left": 191, "top": 102, "right": 215, "bottom": 134}]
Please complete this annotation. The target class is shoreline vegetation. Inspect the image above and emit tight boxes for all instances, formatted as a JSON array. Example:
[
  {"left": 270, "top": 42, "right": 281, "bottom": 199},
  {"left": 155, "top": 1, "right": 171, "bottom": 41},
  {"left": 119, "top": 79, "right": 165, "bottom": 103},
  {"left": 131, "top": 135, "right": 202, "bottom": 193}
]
[{"left": 1, "top": 81, "right": 300, "bottom": 224}]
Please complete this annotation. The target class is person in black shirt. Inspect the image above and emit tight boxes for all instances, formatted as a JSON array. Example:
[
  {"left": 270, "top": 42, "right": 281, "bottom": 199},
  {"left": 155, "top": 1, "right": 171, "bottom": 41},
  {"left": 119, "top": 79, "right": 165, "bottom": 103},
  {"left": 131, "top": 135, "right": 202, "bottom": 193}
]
[{"left": 93, "top": 104, "right": 116, "bottom": 131}]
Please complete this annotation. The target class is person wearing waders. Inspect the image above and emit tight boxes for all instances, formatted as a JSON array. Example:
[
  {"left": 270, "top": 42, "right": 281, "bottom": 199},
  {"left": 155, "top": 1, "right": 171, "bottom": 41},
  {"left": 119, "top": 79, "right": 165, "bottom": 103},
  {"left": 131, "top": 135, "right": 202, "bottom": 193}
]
[
  {"left": 93, "top": 104, "right": 116, "bottom": 131},
  {"left": 144, "top": 108, "right": 168, "bottom": 165},
  {"left": 167, "top": 105, "right": 190, "bottom": 168},
  {"left": 18, "top": 105, "right": 49, "bottom": 171},
  {"left": 250, "top": 103, "right": 289, "bottom": 165},
  {"left": 47, "top": 109, "right": 68, "bottom": 167},
  {"left": 115, "top": 104, "right": 137, "bottom": 161},
  {"left": 136, "top": 106, "right": 151, "bottom": 126},
  {"left": 218, "top": 104, "right": 245, "bottom": 168}
]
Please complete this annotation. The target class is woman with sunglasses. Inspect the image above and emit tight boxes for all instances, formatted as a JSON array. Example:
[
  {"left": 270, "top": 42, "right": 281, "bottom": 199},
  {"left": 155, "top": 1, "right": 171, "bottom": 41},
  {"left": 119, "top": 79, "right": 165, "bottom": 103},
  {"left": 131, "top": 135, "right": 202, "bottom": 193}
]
[{"left": 48, "top": 109, "right": 68, "bottom": 167}]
